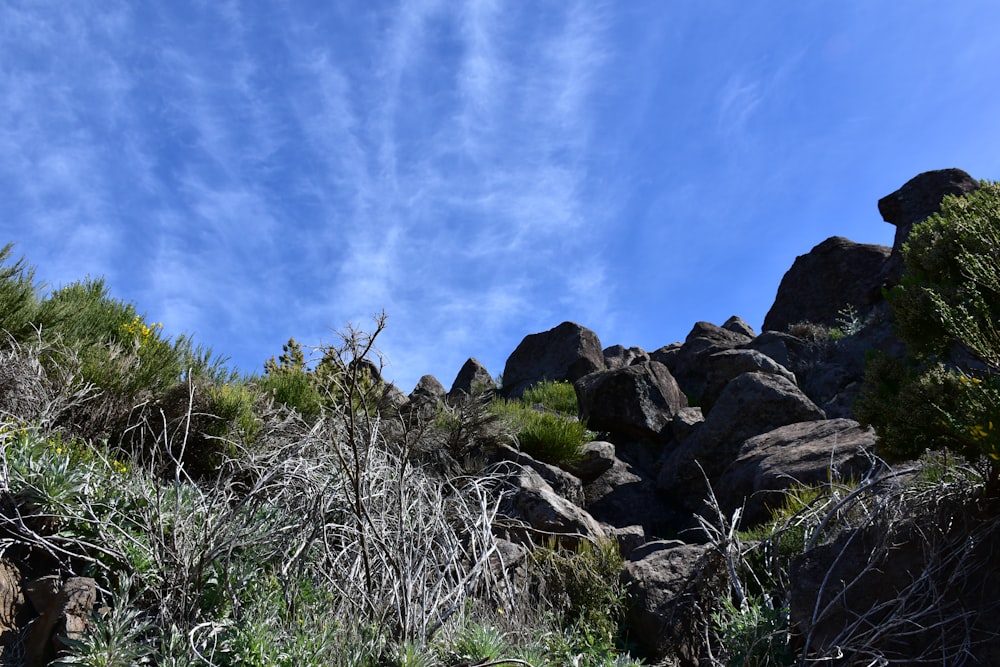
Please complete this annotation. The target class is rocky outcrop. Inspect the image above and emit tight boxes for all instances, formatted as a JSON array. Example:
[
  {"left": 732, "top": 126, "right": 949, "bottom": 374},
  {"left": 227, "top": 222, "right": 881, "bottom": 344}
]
[
  {"left": 699, "top": 348, "right": 797, "bottom": 413},
  {"left": 574, "top": 361, "right": 687, "bottom": 442},
  {"left": 878, "top": 167, "right": 979, "bottom": 284},
  {"left": 623, "top": 541, "right": 727, "bottom": 665},
  {"left": 496, "top": 464, "right": 606, "bottom": 549},
  {"left": 582, "top": 446, "right": 683, "bottom": 540},
  {"left": 762, "top": 236, "right": 891, "bottom": 333},
  {"left": 501, "top": 321, "right": 605, "bottom": 399},
  {"left": 666, "top": 320, "right": 753, "bottom": 406},
  {"left": 658, "top": 372, "right": 825, "bottom": 504},
  {"left": 448, "top": 357, "right": 495, "bottom": 401},
  {"left": 717, "top": 419, "right": 878, "bottom": 526},
  {"left": 603, "top": 344, "right": 649, "bottom": 370}
]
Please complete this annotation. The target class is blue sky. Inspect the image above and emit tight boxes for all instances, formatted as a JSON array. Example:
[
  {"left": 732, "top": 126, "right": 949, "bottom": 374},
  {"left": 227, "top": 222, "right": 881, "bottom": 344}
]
[{"left": 3, "top": 1, "right": 1000, "bottom": 393}]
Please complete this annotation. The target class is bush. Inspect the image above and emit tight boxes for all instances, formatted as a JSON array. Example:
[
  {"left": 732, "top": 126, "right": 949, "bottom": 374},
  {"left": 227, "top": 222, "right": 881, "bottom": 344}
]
[
  {"left": 858, "top": 181, "right": 1000, "bottom": 489},
  {"left": 0, "top": 244, "right": 41, "bottom": 340},
  {"left": 491, "top": 399, "right": 588, "bottom": 464},
  {"left": 522, "top": 380, "right": 579, "bottom": 416}
]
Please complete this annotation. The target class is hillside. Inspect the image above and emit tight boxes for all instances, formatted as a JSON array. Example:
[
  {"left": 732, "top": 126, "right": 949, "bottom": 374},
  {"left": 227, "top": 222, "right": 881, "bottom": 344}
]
[{"left": 0, "top": 168, "right": 998, "bottom": 666}]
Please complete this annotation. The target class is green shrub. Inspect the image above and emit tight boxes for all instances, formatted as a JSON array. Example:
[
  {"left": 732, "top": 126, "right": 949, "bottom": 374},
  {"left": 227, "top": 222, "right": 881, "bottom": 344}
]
[
  {"left": 529, "top": 539, "right": 626, "bottom": 645},
  {"left": 712, "top": 596, "right": 794, "bottom": 667},
  {"left": 491, "top": 400, "right": 587, "bottom": 464},
  {"left": 858, "top": 182, "right": 1000, "bottom": 485},
  {"left": 0, "top": 244, "right": 41, "bottom": 340},
  {"left": 522, "top": 380, "right": 579, "bottom": 416}
]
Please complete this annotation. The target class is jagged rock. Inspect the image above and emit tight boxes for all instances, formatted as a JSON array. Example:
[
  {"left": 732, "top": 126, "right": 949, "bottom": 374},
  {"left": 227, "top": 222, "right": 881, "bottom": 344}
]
[
  {"left": 717, "top": 419, "right": 878, "bottom": 527},
  {"left": 447, "top": 357, "right": 495, "bottom": 401},
  {"left": 583, "top": 451, "right": 682, "bottom": 539},
  {"left": 409, "top": 374, "right": 446, "bottom": 403},
  {"left": 658, "top": 372, "right": 825, "bottom": 505},
  {"left": 561, "top": 440, "right": 616, "bottom": 482},
  {"left": 623, "top": 540, "right": 727, "bottom": 665},
  {"left": 762, "top": 236, "right": 891, "bottom": 333},
  {"left": 24, "top": 576, "right": 98, "bottom": 667},
  {"left": 575, "top": 361, "right": 687, "bottom": 443},
  {"left": 700, "top": 348, "right": 797, "bottom": 413},
  {"left": 649, "top": 342, "right": 682, "bottom": 368},
  {"left": 745, "top": 330, "right": 813, "bottom": 373},
  {"left": 669, "top": 321, "right": 753, "bottom": 405},
  {"left": 378, "top": 383, "right": 409, "bottom": 414},
  {"left": 496, "top": 464, "right": 606, "bottom": 549},
  {"left": 501, "top": 321, "right": 604, "bottom": 399},
  {"left": 603, "top": 344, "right": 649, "bottom": 370},
  {"left": 402, "top": 374, "right": 446, "bottom": 420},
  {"left": 608, "top": 525, "right": 646, "bottom": 559},
  {"left": 671, "top": 407, "right": 704, "bottom": 443},
  {"left": 494, "top": 445, "right": 585, "bottom": 506},
  {"left": 722, "top": 315, "right": 756, "bottom": 338},
  {"left": 878, "top": 168, "right": 979, "bottom": 285}
]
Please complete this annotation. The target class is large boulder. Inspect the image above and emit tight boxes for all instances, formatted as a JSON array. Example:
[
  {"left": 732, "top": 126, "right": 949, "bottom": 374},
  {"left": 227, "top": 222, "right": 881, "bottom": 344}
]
[
  {"left": 668, "top": 320, "right": 753, "bottom": 405},
  {"left": 575, "top": 361, "right": 687, "bottom": 443},
  {"left": 716, "top": 419, "right": 878, "bottom": 527},
  {"left": 603, "top": 344, "right": 649, "bottom": 370},
  {"left": 699, "top": 348, "right": 797, "bottom": 414},
  {"left": 658, "top": 372, "right": 825, "bottom": 504},
  {"left": 447, "top": 357, "right": 495, "bottom": 401},
  {"left": 501, "top": 322, "right": 605, "bottom": 399},
  {"left": 762, "top": 236, "right": 891, "bottom": 333},
  {"left": 877, "top": 168, "right": 979, "bottom": 285},
  {"left": 496, "top": 464, "right": 606, "bottom": 549},
  {"left": 402, "top": 374, "right": 447, "bottom": 420},
  {"left": 623, "top": 540, "right": 727, "bottom": 665},
  {"left": 582, "top": 446, "right": 685, "bottom": 539},
  {"left": 494, "top": 445, "right": 585, "bottom": 507}
]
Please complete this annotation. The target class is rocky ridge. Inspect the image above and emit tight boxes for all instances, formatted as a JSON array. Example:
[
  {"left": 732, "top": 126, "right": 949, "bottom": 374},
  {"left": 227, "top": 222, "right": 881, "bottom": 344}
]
[{"left": 385, "top": 168, "right": 999, "bottom": 665}]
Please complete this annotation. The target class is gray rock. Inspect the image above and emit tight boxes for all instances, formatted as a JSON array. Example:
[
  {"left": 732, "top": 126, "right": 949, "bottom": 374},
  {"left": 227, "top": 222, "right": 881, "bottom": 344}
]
[
  {"left": 878, "top": 168, "right": 979, "bottom": 285},
  {"left": 494, "top": 445, "right": 585, "bottom": 506},
  {"left": 717, "top": 419, "right": 878, "bottom": 527},
  {"left": 583, "top": 452, "right": 682, "bottom": 538},
  {"left": 762, "top": 236, "right": 891, "bottom": 333},
  {"left": 575, "top": 361, "right": 687, "bottom": 442},
  {"left": 658, "top": 372, "right": 826, "bottom": 504},
  {"left": 409, "top": 374, "right": 446, "bottom": 403},
  {"left": 501, "top": 321, "right": 605, "bottom": 399},
  {"left": 671, "top": 407, "right": 704, "bottom": 443},
  {"left": 700, "top": 348, "right": 797, "bottom": 414},
  {"left": 496, "top": 464, "right": 606, "bottom": 549},
  {"left": 603, "top": 344, "right": 649, "bottom": 370},
  {"left": 722, "top": 315, "right": 756, "bottom": 338},
  {"left": 561, "top": 440, "right": 616, "bottom": 482},
  {"left": 671, "top": 321, "right": 753, "bottom": 405},
  {"left": 403, "top": 374, "right": 447, "bottom": 420},
  {"left": 623, "top": 540, "right": 727, "bottom": 665},
  {"left": 448, "top": 357, "right": 495, "bottom": 401}
]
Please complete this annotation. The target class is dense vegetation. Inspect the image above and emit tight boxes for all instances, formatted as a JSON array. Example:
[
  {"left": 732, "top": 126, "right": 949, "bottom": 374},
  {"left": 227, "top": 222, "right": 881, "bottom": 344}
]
[
  {"left": 857, "top": 182, "right": 1000, "bottom": 489},
  {"left": 0, "top": 245, "right": 636, "bottom": 666}
]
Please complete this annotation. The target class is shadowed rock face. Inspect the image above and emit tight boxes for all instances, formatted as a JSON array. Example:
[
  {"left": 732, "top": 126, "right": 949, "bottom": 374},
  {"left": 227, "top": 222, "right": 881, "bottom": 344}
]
[
  {"left": 762, "top": 236, "right": 891, "bottom": 333},
  {"left": 877, "top": 167, "right": 979, "bottom": 285},
  {"left": 500, "top": 321, "right": 604, "bottom": 399}
]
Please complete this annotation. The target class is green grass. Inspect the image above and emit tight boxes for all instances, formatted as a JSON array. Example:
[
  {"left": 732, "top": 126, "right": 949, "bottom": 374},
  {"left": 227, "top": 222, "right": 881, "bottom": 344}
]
[{"left": 522, "top": 380, "right": 580, "bottom": 416}]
